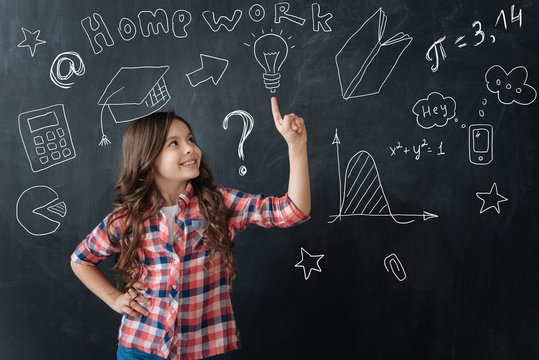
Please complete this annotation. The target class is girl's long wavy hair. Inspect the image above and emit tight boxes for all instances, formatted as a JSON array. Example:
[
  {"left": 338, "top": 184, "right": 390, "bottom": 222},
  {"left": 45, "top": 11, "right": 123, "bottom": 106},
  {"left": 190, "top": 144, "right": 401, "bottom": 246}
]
[{"left": 106, "top": 111, "right": 234, "bottom": 293}]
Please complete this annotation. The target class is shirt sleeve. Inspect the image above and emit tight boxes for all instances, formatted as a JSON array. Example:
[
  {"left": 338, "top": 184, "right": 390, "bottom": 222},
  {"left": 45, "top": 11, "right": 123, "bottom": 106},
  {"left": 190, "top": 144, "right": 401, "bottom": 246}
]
[
  {"left": 218, "top": 186, "right": 310, "bottom": 235},
  {"left": 70, "top": 213, "right": 121, "bottom": 266}
]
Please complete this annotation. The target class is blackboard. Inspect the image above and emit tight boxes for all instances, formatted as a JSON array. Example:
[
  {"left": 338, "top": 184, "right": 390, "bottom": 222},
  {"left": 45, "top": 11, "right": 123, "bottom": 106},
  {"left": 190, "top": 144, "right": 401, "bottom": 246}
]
[{"left": 1, "top": 0, "right": 538, "bottom": 358}]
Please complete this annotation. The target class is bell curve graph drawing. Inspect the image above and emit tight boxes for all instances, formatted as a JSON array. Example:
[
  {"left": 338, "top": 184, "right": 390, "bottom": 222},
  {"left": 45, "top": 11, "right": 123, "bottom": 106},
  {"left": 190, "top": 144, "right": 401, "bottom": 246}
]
[{"left": 328, "top": 129, "right": 438, "bottom": 225}]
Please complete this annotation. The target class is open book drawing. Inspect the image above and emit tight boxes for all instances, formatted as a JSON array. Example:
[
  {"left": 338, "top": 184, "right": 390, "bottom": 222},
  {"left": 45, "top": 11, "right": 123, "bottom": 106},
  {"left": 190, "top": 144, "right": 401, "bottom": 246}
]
[{"left": 335, "top": 8, "right": 413, "bottom": 99}]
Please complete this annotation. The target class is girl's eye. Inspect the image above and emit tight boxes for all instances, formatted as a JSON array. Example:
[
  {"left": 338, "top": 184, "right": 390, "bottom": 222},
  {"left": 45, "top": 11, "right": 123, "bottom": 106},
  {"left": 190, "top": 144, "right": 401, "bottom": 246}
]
[
  {"left": 188, "top": 137, "right": 195, "bottom": 143},
  {"left": 169, "top": 140, "right": 178, "bottom": 147}
]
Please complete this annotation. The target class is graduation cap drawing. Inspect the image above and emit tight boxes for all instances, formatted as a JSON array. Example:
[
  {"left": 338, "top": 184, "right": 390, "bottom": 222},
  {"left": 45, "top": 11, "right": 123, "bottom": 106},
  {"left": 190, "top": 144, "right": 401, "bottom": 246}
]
[
  {"left": 335, "top": 8, "right": 413, "bottom": 100},
  {"left": 97, "top": 65, "right": 171, "bottom": 145}
]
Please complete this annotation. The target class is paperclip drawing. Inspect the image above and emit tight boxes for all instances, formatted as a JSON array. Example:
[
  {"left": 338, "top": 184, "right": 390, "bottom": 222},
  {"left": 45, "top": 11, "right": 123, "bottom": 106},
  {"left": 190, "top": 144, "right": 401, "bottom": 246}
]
[
  {"left": 97, "top": 65, "right": 171, "bottom": 146},
  {"left": 329, "top": 129, "right": 437, "bottom": 225},
  {"left": 17, "top": 27, "right": 46, "bottom": 57},
  {"left": 18, "top": 104, "right": 76, "bottom": 173},
  {"left": 485, "top": 65, "right": 537, "bottom": 106},
  {"left": 294, "top": 247, "right": 324, "bottom": 280},
  {"left": 49, "top": 51, "right": 86, "bottom": 89},
  {"left": 244, "top": 29, "right": 293, "bottom": 93},
  {"left": 16, "top": 185, "right": 67, "bottom": 236},
  {"left": 222, "top": 110, "right": 254, "bottom": 176},
  {"left": 186, "top": 54, "right": 229, "bottom": 87},
  {"left": 384, "top": 253, "right": 406, "bottom": 281},
  {"left": 476, "top": 182, "right": 508, "bottom": 214},
  {"left": 335, "top": 8, "right": 412, "bottom": 99}
]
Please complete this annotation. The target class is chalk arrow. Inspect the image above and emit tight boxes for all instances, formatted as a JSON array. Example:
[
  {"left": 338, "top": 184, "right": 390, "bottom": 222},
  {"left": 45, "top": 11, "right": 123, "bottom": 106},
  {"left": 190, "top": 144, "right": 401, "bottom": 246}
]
[{"left": 186, "top": 54, "right": 229, "bottom": 87}]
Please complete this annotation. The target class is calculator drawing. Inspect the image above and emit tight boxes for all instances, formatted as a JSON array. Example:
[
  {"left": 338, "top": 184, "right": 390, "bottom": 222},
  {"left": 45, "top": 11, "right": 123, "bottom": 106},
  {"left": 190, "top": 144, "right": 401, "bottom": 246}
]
[
  {"left": 468, "top": 124, "right": 493, "bottom": 165},
  {"left": 18, "top": 104, "right": 76, "bottom": 172}
]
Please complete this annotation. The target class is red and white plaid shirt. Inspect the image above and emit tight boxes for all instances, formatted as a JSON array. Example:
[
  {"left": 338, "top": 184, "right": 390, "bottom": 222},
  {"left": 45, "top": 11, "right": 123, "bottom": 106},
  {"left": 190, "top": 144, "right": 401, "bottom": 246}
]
[{"left": 71, "top": 182, "right": 309, "bottom": 360}]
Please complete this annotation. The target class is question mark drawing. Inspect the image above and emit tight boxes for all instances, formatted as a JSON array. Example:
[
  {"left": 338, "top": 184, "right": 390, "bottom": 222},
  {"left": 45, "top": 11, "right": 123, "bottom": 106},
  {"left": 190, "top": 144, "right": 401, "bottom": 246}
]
[{"left": 222, "top": 110, "right": 254, "bottom": 176}]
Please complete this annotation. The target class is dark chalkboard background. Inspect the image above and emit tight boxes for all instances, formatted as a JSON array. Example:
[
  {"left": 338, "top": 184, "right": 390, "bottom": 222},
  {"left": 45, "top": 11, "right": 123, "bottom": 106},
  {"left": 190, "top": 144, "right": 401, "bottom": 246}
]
[{"left": 1, "top": 0, "right": 538, "bottom": 359}]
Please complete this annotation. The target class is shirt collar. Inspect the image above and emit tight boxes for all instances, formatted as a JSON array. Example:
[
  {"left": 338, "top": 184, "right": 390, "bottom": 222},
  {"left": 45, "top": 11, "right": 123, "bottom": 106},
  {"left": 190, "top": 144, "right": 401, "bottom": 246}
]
[{"left": 177, "top": 181, "right": 194, "bottom": 206}]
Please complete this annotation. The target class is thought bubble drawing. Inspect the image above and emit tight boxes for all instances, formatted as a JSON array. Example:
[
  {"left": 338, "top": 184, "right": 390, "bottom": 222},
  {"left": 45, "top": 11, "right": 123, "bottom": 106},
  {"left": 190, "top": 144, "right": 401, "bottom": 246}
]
[
  {"left": 412, "top": 92, "right": 456, "bottom": 129},
  {"left": 485, "top": 65, "right": 537, "bottom": 105}
]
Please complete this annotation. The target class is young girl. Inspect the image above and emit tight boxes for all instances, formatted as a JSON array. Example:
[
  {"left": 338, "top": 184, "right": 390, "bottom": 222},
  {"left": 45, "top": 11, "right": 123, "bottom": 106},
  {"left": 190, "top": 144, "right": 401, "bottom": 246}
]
[{"left": 70, "top": 97, "right": 310, "bottom": 360}]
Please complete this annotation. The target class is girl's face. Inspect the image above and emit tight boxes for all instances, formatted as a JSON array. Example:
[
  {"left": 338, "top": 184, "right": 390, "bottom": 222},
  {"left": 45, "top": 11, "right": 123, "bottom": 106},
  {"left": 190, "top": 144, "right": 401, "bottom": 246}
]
[{"left": 153, "top": 119, "right": 202, "bottom": 194}]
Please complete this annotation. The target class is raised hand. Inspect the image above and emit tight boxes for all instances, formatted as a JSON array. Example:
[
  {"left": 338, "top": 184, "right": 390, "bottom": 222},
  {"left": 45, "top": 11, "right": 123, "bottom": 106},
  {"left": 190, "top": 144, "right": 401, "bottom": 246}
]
[{"left": 271, "top": 97, "right": 307, "bottom": 149}]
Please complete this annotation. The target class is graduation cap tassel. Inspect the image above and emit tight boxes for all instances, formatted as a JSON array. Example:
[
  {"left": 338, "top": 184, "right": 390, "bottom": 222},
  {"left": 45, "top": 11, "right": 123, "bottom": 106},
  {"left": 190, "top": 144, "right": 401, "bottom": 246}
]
[{"left": 98, "top": 104, "right": 112, "bottom": 146}]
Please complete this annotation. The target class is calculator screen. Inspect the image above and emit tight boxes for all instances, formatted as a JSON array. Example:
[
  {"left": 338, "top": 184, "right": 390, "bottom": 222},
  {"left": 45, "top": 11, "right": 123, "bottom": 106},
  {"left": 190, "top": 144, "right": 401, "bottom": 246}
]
[{"left": 27, "top": 111, "right": 59, "bottom": 133}]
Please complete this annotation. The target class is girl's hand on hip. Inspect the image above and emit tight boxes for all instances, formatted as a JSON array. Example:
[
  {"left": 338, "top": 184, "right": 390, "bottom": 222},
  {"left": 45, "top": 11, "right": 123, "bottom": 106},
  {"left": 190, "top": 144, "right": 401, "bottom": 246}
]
[
  {"left": 111, "top": 281, "right": 151, "bottom": 317},
  {"left": 271, "top": 97, "right": 307, "bottom": 149}
]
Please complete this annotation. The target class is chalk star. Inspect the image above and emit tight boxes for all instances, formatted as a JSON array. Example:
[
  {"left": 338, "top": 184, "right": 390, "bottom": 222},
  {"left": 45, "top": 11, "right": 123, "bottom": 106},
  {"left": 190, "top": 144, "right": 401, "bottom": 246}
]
[
  {"left": 294, "top": 247, "right": 324, "bottom": 280},
  {"left": 476, "top": 182, "right": 508, "bottom": 214},
  {"left": 18, "top": 28, "right": 46, "bottom": 57}
]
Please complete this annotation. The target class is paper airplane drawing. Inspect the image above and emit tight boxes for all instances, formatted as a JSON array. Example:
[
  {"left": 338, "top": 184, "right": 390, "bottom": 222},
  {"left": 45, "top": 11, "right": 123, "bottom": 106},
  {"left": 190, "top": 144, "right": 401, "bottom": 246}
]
[
  {"left": 329, "top": 129, "right": 437, "bottom": 225},
  {"left": 97, "top": 65, "right": 171, "bottom": 145},
  {"left": 335, "top": 8, "right": 412, "bottom": 99}
]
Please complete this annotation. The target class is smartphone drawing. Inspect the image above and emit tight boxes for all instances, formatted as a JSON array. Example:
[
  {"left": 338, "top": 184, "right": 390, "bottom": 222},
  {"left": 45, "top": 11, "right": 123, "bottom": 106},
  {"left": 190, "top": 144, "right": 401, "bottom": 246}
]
[{"left": 468, "top": 124, "right": 493, "bottom": 165}]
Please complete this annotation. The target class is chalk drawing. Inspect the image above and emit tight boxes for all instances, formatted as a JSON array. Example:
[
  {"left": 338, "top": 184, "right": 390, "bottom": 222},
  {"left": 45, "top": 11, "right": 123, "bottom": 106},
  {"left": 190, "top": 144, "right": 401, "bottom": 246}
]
[
  {"left": 426, "top": 36, "right": 447, "bottom": 73},
  {"left": 469, "top": 124, "right": 494, "bottom": 165},
  {"left": 244, "top": 29, "right": 292, "bottom": 93},
  {"left": 335, "top": 8, "right": 412, "bottom": 99},
  {"left": 329, "top": 129, "right": 437, "bottom": 225},
  {"left": 49, "top": 51, "right": 86, "bottom": 89},
  {"left": 18, "top": 104, "right": 76, "bottom": 173},
  {"left": 294, "top": 247, "right": 324, "bottom": 280},
  {"left": 202, "top": 9, "right": 243, "bottom": 32},
  {"left": 412, "top": 92, "right": 456, "bottom": 129},
  {"left": 97, "top": 65, "right": 170, "bottom": 146},
  {"left": 186, "top": 54, "right": 229, "bottom": 87},
  {"left": 384, "top": 253, "right": 406, "bottom": 281},
  {"left": 476, "top": 182, "right": 508, "bottom": 214},
  {"left": 16, "top": 185, "right": 67, "bottom": 236},
  {"left": 17, "top": 28, "right": 46, "bottom": 57},
  {"left": 222, "top": 110, "right": 254, "bottom": 176},
  {"left": 485, "top": 65, "right": 537, "bottom": 105}
]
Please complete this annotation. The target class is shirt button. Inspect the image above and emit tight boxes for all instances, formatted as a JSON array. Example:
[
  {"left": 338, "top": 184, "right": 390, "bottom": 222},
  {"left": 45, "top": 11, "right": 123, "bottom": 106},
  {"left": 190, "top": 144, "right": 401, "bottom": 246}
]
[
  {"left": 173, "top": 259, "right": 179, "bottom": 265},
  {"left": 170, "top": 308, "right": 175, "bottom": 314}
]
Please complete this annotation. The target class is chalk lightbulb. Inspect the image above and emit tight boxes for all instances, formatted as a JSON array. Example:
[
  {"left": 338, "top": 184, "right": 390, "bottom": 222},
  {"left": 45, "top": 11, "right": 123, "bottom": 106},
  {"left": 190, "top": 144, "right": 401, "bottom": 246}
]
[{"left": 253, "top": 33, "right": 289, "bottom": 93}]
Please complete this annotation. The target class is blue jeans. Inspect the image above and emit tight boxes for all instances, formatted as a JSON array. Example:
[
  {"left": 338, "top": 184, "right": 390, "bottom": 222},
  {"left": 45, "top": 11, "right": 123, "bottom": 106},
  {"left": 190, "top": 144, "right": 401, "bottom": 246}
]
[{"left": 117, "top": 344, "right": 167, "bottom": 360}]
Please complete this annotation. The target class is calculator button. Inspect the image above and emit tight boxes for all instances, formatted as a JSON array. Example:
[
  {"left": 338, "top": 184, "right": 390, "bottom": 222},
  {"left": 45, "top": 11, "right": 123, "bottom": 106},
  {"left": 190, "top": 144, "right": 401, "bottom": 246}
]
[
  {"left": 59, "top": 138, "right": 67, "bottom": 147},
  {"left": 46, "top": 131, "right": 56, "bottom": 141},
  {"left": 47, "top": 143, "right": 58, "bottom": 151},
  {"left": 62, "top": 148, "right": 72, "bottom": 157},
  {"left": 33, "top": 136, "right": 44, "bottom": 145},
  {"left": 56, "top": 128, "right": 65, "bottom": 138},
  {"left": 51, "top": 151, "right": 61, "bottom": 160},
  {"left": 39, "top": 156, "right": 49, "bottom": 164},
  {"left": 35, "top": 146, "right": 46, "bottom": 155}
]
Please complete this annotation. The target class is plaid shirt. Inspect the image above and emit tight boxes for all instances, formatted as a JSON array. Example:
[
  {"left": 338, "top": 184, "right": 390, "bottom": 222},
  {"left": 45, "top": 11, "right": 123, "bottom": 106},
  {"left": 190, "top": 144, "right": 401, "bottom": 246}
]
[{"left": 71, "top": 182, "right": 309, "bottom": 360}]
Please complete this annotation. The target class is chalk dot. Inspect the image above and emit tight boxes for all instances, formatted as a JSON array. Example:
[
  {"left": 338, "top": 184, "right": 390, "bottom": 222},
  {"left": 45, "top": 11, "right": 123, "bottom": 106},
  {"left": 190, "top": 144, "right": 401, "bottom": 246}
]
[
  {"left": 479, "top": 110, "right": 485, "bottom": 117},
  {"left": 239, "top": 166, "right": 247, "bottom": 176},
  {"left": 506, "top": 84, "right": 511, "bottom": 90},
  {"left": 496, "top": 79, "right": 501, "bottom": 86},
  {"left": 482, "top": 98, "right": 488, "bottom": 105},
  {"left": 454, "top": 118, "right": 459, "bottom": 122},
  {"left": 461, "top": 124, "right": 466, "bottom": 128},
  {"left": 516, "top": 88, "right": 522, "bottom": 93}
]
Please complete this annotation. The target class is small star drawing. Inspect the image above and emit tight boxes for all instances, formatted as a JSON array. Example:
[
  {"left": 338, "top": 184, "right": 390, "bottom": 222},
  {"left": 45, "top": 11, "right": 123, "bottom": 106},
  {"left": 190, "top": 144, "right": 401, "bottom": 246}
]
[
  {"left": 17, "top": 27, "right": 46, "bottom": 57},
  {"left": 476, "top": 182, "right": 508, "bottom": 214},
  {"left": 294, "top": 247, "right": 324, "bottom": 280}
]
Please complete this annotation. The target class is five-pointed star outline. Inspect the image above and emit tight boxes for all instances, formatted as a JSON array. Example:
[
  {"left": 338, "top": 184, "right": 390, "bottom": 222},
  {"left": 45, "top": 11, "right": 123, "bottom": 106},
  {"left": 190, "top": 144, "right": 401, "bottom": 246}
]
[
  {"left": 18, "top": 28, "right": 46, "bottom": 57},
  {"left": 476, "top": 182, "right": 508, "bottom": 214},
  {"left": 294, "top": 247, "right": 324, "bottom": 280}
]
